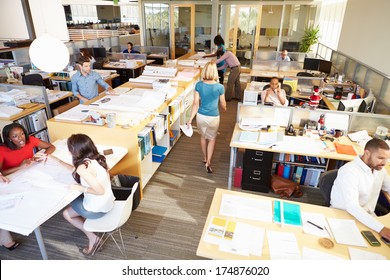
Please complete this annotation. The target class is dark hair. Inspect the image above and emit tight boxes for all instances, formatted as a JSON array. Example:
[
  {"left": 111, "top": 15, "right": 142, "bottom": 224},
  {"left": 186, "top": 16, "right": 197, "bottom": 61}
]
[
  {"left": 216, "top": 48, "right": 225, "bottom": 57},
  {"left": 2, "top": 123, "right": 30, "bottom": 150},
  {"left": 127, "top": 42, "right": 133, "bottom": 48},
  {"left": 80, "top": 48, "right": 92, "bottom": 60},
  {"left": 270, "top": 76, "right": 279, "bottom": 83},
  {"left": 214, "top": 35, "right": 225, "bottom": 46},
  {"left": 67, "top": 134, "right": 108, "bottom": 183},
  {"left": 365, "top": 138, "right": 389, "bottom": 152},
  {"left": 78, "top": 56, "right": 91, "bottom": 65}
]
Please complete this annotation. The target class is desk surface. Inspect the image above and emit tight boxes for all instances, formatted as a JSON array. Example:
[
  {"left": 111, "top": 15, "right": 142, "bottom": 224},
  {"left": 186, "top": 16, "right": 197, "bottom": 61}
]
[
  {"left": 0, "top": 157, "right": 78, "bottom": 236},
  {"left": 197, "top": 188, "right": 390, "bottom": 260},
  {"left": 231, "top": 124, "right": 361, "bottom": 161},
  {"left": 250, "top": 69, "right": 301, "bottom": 79},
  {"left": 49, "top": 73, "right": 119, "bottom": 82}
]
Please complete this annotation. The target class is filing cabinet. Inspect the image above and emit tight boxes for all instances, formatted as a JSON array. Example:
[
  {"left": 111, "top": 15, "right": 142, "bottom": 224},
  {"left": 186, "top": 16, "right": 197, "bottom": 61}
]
[{"left": 242, "top": 149, "right": 273, "bottom": 193}]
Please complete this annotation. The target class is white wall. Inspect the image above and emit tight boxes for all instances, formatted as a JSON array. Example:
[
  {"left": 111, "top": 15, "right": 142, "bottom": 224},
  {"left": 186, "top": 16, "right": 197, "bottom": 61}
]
[
  {"left": 29, "top": 0, "right": 69, "bottom": 41},
  {"left": 0, "top": 0, "right": 30, "bottom": 40},
  {"left": 337, "top": 0, "right": 390, "bottom": 76}
]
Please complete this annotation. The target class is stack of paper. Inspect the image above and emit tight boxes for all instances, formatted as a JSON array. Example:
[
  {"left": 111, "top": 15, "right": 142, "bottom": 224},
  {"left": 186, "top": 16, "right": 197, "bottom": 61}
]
[{"left": 0, "top": 105, "right": 23, "bottom": 117}]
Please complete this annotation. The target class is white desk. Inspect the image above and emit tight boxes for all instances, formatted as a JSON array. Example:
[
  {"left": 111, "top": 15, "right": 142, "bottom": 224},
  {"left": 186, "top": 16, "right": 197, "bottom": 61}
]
[
  {"left": 51, "top": 139, "right": 128, "bottom": 169},
  {"left": 0, "top": 158, "right": 78, "bottom": 260},
  {"left": 0, "top": 144, "right": 127, "bottom": 260}
]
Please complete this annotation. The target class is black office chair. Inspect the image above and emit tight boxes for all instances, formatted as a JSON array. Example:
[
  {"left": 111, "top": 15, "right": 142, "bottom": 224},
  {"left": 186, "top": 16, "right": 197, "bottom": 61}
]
[
  {"left": 93, "top": 61, "right": 104, "bottom": 69},
  {"left": 318, "top": 169, "right": 338, "bottom": 206},
  {"left": 263, "top": 84, "right": 270, "bottom": 90},
  {"left": 22, "top": 74, "right": 54, "bottom": 90},
  {"left": 296, "top": 72, "right": 314, "bottom": 77},
  {"left": 281, "top": 84, "right": 292, "bottom": 98}
]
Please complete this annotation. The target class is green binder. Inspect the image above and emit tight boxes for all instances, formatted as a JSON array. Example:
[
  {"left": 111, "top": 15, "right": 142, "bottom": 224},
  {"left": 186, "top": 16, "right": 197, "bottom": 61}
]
[{"left": 273, "top": 200, "right": 302, "bottom": 227}]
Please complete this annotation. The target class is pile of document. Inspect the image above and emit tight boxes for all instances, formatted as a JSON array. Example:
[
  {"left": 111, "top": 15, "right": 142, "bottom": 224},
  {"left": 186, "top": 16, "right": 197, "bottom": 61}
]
[{"left": 142, "top": 66, "right": 177, "bottom": 77}]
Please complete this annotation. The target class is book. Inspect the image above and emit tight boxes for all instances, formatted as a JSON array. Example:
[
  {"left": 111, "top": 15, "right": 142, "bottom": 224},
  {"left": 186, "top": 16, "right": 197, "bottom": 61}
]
[
  {"left": 273, "top": 200, "right": 302, "bottom": 227},
  {"left": 300, "top": 168, "right": 308, "bottom": 185}
]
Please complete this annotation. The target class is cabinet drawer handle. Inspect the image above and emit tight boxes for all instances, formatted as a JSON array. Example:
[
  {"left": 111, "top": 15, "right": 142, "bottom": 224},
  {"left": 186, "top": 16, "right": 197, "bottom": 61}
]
[
  {"left": 253, "top": 170, "right": 261, "bottom": 175},
  {"left": 255, "top": 151, "right": 264, "bottom": 156},
  {"left": 253, "top": 158, "right": 263, "bottom": 161},
  {"left": 251, "top": 176, "right": 261, "bottom": 180}
]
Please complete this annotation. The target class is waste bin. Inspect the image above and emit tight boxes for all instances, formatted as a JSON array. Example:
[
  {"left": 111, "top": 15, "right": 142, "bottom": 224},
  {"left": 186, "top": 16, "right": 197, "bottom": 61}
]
[{"left": 111, "top": 175, "right": 140, "bottom": 210}]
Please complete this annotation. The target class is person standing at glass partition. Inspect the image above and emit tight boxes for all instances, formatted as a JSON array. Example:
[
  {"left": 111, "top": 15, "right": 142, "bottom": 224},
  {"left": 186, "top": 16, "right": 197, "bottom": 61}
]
[
  {"left": 215, "top": 50, "right": 241, "bottom": 101},
  {"left": 203, "top": 35, "right": 226, "bottom": 84}
]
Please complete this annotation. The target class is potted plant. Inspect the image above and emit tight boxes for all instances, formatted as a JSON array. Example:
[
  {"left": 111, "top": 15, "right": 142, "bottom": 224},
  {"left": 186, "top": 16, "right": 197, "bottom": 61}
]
[{"left": 299, "top": 25, "right": 320, "bottom": 53}]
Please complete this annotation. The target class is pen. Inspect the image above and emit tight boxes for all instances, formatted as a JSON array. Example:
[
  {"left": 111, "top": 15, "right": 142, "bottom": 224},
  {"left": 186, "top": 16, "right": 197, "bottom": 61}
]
[{"left": 307, "top": 220, "right": 323, "bottom": 230}]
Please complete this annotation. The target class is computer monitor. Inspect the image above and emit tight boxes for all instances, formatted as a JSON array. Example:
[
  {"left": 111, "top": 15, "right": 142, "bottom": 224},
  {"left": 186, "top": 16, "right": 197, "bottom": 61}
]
[
  {"left": 337, "top": 99, "right": 366, "bottom": 112},
  {"left": 318, "top": 60, "right": 332, "bottom": 74},
  {"left": 303, "top": 58, "right": 320, "bottom": 71},
  {"left": 93, "top": 47, "right": 107, "bottom": 58}
]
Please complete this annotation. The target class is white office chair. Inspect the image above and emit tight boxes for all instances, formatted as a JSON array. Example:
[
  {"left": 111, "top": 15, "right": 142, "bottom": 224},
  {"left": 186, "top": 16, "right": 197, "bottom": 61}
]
[{"left": 83, "top": 182, "right": 139, "bottom": 257}]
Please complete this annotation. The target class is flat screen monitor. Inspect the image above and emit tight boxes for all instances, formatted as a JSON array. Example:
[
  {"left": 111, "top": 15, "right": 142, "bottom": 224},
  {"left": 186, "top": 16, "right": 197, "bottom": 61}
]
[
  {"left": 319, "top": 60, "right": 332, "bottom": 74},
  {"left": 93, "top": 47, "right": 107, "bottom": 58},
  {"left": 303, "top": 58, "right": 320, "bottom": 71},
  {"left": 337, "top": 99, "right": 366, "bottom": 112}
]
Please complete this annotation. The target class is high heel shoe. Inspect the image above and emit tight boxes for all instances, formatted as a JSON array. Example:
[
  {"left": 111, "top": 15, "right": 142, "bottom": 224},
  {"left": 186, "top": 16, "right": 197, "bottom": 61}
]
[
  {"left": 205, "top": 165, "right": 213, "bottom": 173},
  {"left": 3, "top": 241, "right": 20, "bottom": 251}
]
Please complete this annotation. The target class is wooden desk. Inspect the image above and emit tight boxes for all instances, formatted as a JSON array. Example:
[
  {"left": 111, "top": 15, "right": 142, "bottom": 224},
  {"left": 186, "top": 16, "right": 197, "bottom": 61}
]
[
  {"left": 197, "top": 188, "right": 390, "bottom": 260},
  {"left": 47, "top": 84, "right": 189, "bottom": 193},
  {"left": 103, "top": 62, "right": 152, "bottom": 84},
  {"left": 289, "top": 91, "right": 338, "bottom": 110},
  {"left": 228, "top": 124, "right": 363, "bottom": 189}
]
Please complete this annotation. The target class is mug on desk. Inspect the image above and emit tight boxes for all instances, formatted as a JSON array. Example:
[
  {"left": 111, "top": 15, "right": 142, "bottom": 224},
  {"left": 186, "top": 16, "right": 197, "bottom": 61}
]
[{"left": 334, "top": 129, "right": 344, "bottom": 138}]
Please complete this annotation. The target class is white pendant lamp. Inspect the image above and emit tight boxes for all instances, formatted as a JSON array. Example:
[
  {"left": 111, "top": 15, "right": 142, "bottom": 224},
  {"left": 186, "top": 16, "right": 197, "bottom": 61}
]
[{"left": 29, "top": 33, "right": 69, "bottom": 73}]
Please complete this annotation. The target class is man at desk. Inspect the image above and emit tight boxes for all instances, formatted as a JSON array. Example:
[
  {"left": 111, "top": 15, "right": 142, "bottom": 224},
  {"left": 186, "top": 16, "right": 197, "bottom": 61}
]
[
  {"left": 261, "top": 77, "right": 288, "bottom": 106},
  {"left": 71, "top": 56, "right": 115, "bottom": 103},
  {"left": 276, "top": 49, "right": 291, "bottom": 61},
  {"left": 331, "top": 138, "right": 390, "bottom": 240}
]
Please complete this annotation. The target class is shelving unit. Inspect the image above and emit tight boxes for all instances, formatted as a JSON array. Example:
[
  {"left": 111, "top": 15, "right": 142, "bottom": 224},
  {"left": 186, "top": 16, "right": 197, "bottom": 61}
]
[{"left": 0, "top": 83, "right": 51, "bottom": 142}]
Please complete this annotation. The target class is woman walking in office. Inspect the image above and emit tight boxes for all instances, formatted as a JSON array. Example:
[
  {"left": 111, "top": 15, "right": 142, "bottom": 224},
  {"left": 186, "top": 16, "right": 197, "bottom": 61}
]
[
  {"left": 203, "top": 35, "right": 226, "bottom": 84},
  {"left": 0, "top": 123, "right": 55, "bottom": 176},
  {"left": 215, "top": 49, "right": 242, "bottom": 101},
  {"left": 187, "top": 61, "right": 227, "bottom": 173},
  {"left": 62, "top": 134, "right": 115, "bottom": 256}
]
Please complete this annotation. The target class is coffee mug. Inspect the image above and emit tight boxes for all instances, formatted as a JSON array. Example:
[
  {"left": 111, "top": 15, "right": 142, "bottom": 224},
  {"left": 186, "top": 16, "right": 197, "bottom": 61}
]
[{"left": 334, "top": 129, "right": 344, "bottom": 138}]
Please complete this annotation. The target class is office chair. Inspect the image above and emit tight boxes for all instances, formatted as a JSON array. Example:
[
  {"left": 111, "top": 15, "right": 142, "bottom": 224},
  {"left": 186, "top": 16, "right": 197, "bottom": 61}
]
[
  {"left": 318, "top": 169, "right": 338, "bottom": 206},
  {"left": 281, "top": 84, "right": 292, "bottom": 98},
  {"left": 296, "top": 72, "right": 314, "bottom": 77},
  {"left": 22, "top": 73, "right": 54, "bottom": 90},
  {"left": 83, "top": 181, "right": 139, "bottom": 257},
  {"left": 263, "top": 84, "right": 270, "bottom": 90},
  {"left": 93, "top": 61, "right": 104, "bottom": 69}
]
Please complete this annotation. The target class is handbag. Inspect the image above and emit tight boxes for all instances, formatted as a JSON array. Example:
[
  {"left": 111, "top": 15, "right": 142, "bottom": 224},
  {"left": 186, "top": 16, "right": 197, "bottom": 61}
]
[{"left": 271, "top": 174, "right": 303, "bottom": 198}]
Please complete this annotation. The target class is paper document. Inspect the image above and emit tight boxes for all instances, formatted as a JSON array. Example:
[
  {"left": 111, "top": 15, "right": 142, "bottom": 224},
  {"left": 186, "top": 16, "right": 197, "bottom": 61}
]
[
  {"left": 180, "top": 124, "right": 193, "bottom": 137},
  {"left": 267, "top": 231, "right": 301, "bottom": 260},
  {"left": 239, "top": 131, "right": 259, "bottom": 143},
  {"left": 203, "top": 216, "right": 265, "bottom": 256},
  {"left": 219, "top": 194, "right": 273, "bottom": 223},
  {"left": 348, "top": 247, "right": 386, "bottom": 260},
  {"left": 301, "top": 212, "right": 331, "bottom": 238},
  {"left": 0, "top": 195, "right": 24, "bottom": 211},
  {"left": 273, "top": 201, "right": 302, "bottom": 227},
  {"left": 302, "top": 247, "right": 344, "bottom": 260},
  {"left": 327, "top": 218, "right": 367, "bottom": 247}
]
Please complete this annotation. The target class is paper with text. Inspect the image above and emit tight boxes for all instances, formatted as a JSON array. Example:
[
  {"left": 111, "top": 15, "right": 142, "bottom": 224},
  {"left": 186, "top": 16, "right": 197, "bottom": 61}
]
[
  {"left": 267, "top": 230, "right": 301, "bottom": 260},
  {"left": 327, "top": 218, "right": 367, "bottom": 247}
]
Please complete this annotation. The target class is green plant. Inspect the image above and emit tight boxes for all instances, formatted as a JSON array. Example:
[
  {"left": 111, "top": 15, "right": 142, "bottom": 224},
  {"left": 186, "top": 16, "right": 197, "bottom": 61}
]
[{"left": 299, "top": 25, "right": 320, "bottom": 53}]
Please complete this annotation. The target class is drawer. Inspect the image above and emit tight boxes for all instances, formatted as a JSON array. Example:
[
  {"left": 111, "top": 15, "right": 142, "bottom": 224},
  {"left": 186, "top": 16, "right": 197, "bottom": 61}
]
[
  {"left": 241, "top": 169, "right": 271, "bottom": 193},
  {"left": 244, "top": 149, "right": 273, "bottom": 167},
  {"left": 242, "top": 167, "right": 271, "bottom": 192}
]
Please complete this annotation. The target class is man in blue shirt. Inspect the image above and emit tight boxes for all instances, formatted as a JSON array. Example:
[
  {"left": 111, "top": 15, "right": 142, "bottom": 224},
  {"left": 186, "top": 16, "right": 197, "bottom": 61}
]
[{"left": 71, "top": 56, "right": 115, "bottom": 103}]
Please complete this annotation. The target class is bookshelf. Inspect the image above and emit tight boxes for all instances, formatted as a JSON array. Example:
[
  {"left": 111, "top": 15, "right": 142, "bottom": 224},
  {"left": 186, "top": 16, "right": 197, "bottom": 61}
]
[{"left": 0, "top": 83, "right": 51, "bottom": 143}]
